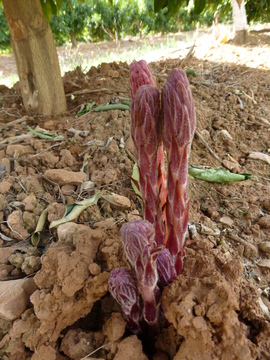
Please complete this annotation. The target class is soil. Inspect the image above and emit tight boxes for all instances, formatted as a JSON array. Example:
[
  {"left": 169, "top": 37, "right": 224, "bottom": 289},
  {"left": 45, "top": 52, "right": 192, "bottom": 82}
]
[{"left": 0, "top": 29, "right": 270, "bottom": 360}]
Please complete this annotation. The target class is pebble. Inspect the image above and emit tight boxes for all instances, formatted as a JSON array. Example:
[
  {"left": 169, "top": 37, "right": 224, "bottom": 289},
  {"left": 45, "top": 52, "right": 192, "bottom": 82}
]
[
  {"left": 219, "top": 216, "right": 234, "bottom": 227},
  {"left": 0, "top": 278, "right": 37, "bottom": 321},
  {"left": 6, "top": 144, "right": 35, "bottom": 156},
  {"left": 257, "top": 259, "right": 270, "bottom": 270},
  {"left": 44, "top": 169, "right": 88, "bottom": 186},
  {"left": 0, "top": 180, "right": 12, "bottom": 194},
  {"left": 259, "top": 242, "right": 270, "bottom": 254},
  {"left": 257, "top": 214, "right": 270, "bottom": 229},
  {"left": 93, "top": 217, "right": 116, "bottom": 229}
]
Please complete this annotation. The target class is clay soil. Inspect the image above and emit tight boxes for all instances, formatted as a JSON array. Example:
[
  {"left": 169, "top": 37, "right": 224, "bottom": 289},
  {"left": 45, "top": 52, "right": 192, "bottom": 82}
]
[{"left": 0, "top": 30, "right": 270, "bottom": 360}]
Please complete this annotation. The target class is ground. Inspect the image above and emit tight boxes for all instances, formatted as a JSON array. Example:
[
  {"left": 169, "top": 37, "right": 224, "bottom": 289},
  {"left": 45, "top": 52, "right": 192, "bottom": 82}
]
[{"left": 0, "top": 29, "right": 270, "bottom": 360}]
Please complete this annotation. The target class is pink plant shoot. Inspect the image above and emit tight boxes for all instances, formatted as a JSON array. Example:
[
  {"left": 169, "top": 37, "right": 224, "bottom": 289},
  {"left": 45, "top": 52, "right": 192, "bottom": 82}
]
[
  {"left": 131, "top": 84, "right": 166, "bottom": 245},
  {"left": 109, "top": 61, "right": 196, "bottom": 336},
  {"left": 162, "top": 69, "right": 196, "bottom": 273},
  {"left": 129, "top": 59, "right": 156, "bottom": 99},
  {"left": 108, "top": 267, "right": 141, "bottom": 334}
]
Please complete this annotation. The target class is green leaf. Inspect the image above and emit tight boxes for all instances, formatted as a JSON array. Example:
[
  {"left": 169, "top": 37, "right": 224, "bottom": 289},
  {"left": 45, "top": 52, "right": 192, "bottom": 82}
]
[
  {"left": 49, "top": 193, "right": 102, "bottom": 229},
  {"left": 41, "top": 0, "right": 53, "bottom": 22},
  {"left": 154, "top": 0, "right": 168, "bottom": 13},
  {"left": 27, "top": 125, "right": 65, "bottom": 140},
  {"left": 188, "top": 167, "right": 252, "bottom": 183},
  {"left": 168, "top": 0, "right": 185, "bottom": 15},
  {"left": 193, "top": 0, "right": 206, "bottom": 15},
  {"left": 31, "top": 208, "right": 48, "bottom": 247}
]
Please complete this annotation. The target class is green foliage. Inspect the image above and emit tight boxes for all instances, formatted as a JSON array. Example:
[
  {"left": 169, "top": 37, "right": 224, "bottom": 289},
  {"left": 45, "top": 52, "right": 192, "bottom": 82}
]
[
  {"left": 246, "top": 0, "right": 270, "bottom": 23},
  {"left": 0, "top": 2, "right": 10, "bottom": 51}
]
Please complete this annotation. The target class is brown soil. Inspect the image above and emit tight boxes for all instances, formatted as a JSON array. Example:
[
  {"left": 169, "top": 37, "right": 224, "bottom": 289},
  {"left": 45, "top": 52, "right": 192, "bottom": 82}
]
[{"left": 0, "top": 30, "right": 270, "bottom": 360}]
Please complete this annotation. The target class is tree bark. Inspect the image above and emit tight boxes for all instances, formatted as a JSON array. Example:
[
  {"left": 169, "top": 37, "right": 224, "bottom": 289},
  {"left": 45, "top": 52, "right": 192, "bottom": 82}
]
[
  {"left": 2, "top": 0, "right": 66, "bottom": 115},
  {"left": 231, "top": 0, "right": 248, "bottom": 45}
]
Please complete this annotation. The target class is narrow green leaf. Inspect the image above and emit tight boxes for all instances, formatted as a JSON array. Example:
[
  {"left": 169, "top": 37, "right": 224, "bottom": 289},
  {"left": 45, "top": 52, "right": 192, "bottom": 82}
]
[
  {"left": 31, "top": 208, "right": 48, "bottom": 247},
  {"left": 193, "top": 0, "right": 206, "bottom": 15},
  {"left": 49, "top": 193, "right": 102, "bottom": 229},
  {"left": 154, "top": 0, "right": 168, "bottom": 12},
  {"left": 188, "top": 167, "right": 252, "bottom": 183}
]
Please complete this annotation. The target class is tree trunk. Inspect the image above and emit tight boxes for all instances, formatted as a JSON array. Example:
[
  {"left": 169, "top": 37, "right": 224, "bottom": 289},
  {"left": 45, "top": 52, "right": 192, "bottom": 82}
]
[
  {"left": 70, "top": 31, "right": 78, "bottom": 48},
  {"left": 2, "top": 0, "right": 66, "bottom": 115},
  {"left": 231, "top": 0, "right": 248, "bottom": 45}
]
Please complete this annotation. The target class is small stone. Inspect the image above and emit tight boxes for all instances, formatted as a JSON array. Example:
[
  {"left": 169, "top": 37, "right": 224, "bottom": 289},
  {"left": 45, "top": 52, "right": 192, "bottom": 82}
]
[
  {"left": 0, "top": 264, "right": 14, "bottom": 278},
  {"left": 0, "top": 278, "right": 37, "bottom": 321},
  {"left": 0, "top": 247, "right": 15, "bottom": 264},
  {"left": 0, "top": 180, "right": 12, "bottom": 194},
  {"left": 222, "top": 159, "right": 241, "bottom": 173},
  {"left": 108, "top": 70, "right": 119, "bottom": 78},
  {"left": 93, "top": 218, "right": 116, "bottom": 230},
  {"left": 6, "top": 144, "right": 35, "bottom": 157},
  {"left": 61, "top": 184, "right": 76, "bottom": 196},
  {"left": 259, "top": 242, "right": 270, "bottom": 254},
  {"left": 89, "top": 263, "right": 101, "bottom": 276},
  {"left": 257, "top": 259, "right": 270, "bottom": 270},
  {"left": 127, "top": 210, "right": 140, "bottom": 222},
  {"left": 9, "top": 253, "right": 25, "bottom": 268},
  {"left": 0, "top": 158, "right": 10, "bottom": 174},
  {"left": 22, "top": 193, "right": 37, "bottom": 212},
  {"left": 219, "top": 216, "right": 234, "bottom": 227},
  {"left": 103, "top": 312, "right": 126, "bottom": 342},
  {"left": 44, "top": 169, "right": 87, "bottom": 186},
  {"left": 262, "top": 200, "right": 270, "bottom": 212},
  {"left": 257, "top": 215, "right": 270, "bottom": 229},
  {"left": 7, "top": 210, "right": 30, "bottom": 240}
]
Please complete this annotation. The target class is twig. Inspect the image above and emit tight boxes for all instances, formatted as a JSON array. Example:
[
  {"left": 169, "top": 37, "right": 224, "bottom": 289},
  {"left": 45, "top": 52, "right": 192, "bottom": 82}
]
[
  {"left": 66, "top": 88, "right": 112, "bottom": 97},
  {"left": 0, "top": 115, "right": 33, "bottom": 130},
  {"left": 179, "top": 43, "right": 195, "bottom": 67},
  {"left": 80, "top": 342, "right": 113, "bottom": 359},
  {"left": 29, "top": 142, "right": 64, "bottom": 158},
  {"left": 195, "top": 130, "right": 222, "bottom": 163}
]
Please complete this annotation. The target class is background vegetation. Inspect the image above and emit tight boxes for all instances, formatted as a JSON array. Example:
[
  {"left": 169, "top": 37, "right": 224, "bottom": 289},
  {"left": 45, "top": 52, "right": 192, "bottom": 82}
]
[{"left": 0, "top": 0, "right": 269, "bottom": 51}]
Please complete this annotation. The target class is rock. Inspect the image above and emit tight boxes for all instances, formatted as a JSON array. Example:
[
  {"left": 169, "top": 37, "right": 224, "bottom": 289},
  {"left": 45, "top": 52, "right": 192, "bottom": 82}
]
[
  {"left": 259, "top": 242, "right": 270, "bottom": 254},
  {"left": 6, "top": 144, "right": 35, "bottom": 157},
  {"left": 0, "top": 158, "right": 11, "bottom": 174},
  {"left": 38, "top": 152, "right": 59, "bottom": 168},
  {"left": 124, "top": 136, "right": 134, "bottom": 153},
  {"left": 103, "top": 312, "right": 126, "bottom": 342},
  {"left": 93, "top": 218, "right": 116, "bottom": 229},
  {"left": 7, "top": 210, "right": 30, "bottom": 240},
  {"left": 222, "top": 159, "right": 241, "bottom": 173},
  {"left": 108, "top": 69, "right": 119, "bottom": 78},
  {"left": 0, "top": 264, "right": 14, "bottom": 279},
  {"left": 103, "top": 193, "right": 131, "bottom": 210},
  {"left": 61, "top": 184, "right": 76, "bottom": 196},
  {"left": 257, "top": 259, "right": 270, "bottom": 270},
  {"left": 22, "top": 193, "right": 37, "bottom": 212},
  {"left": 127, "top": 210, "right": 140, "bottom": 222},
  {"left": 21, "top": 256, "right": 41, "bottom": 275},
  {"left": 219, "top": 216, "right": 234, "bottom": 227},
  {"left": 114, "top": 336, "right": 148, "bottom": 360},
  {"left": 60, "top": 329, "right": 96, "bottom": 359},
  {"left": 44, "top": 169, "right": 87, "bottom": 186},
  {"left": 257, "top": 215, "right": 270, "bottom": 229},
  {"left": 88, "top": 263, "right": 101, "bottom": 276},
  {"left": 0, "top": 247, "right": 16, "bottom": 264},
  {"left": 262, "top": 199, "right": 270, "bottom": 212},
  {"left": 0, "top": 180, "right": 12, "bottom": 194},
  {"left": 0, "top": 278, "right": 37, "bottom": 321},
  {"left": 24, "top": 176, "right": 45, "bottom": 195},
  {"left": 57, "top": 149, "right": 77, "bottom": 168}
]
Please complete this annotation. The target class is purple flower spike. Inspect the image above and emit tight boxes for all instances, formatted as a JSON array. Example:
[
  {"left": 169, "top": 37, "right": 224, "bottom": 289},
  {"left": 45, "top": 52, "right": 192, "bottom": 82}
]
[
  {"left": 131, "top": 85, "right": 166, "bottom": 244},
  {"left": 135, "top": 246, "right": 162, "bottom": 324},
  {"left": 121, "top": 219, "right": 155, "bottom": 266},
  {"left": 156, "top": 248, "right": 177, "bottom": 288},
  {"left": 108, "top": 268, "right": 141, "bottom": 333},
  {"left": 161, "top": 69, "right": 196, "bottom": 272},
  {"left": 130, "top": 60, "right": 157, "bottom": 99}
]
